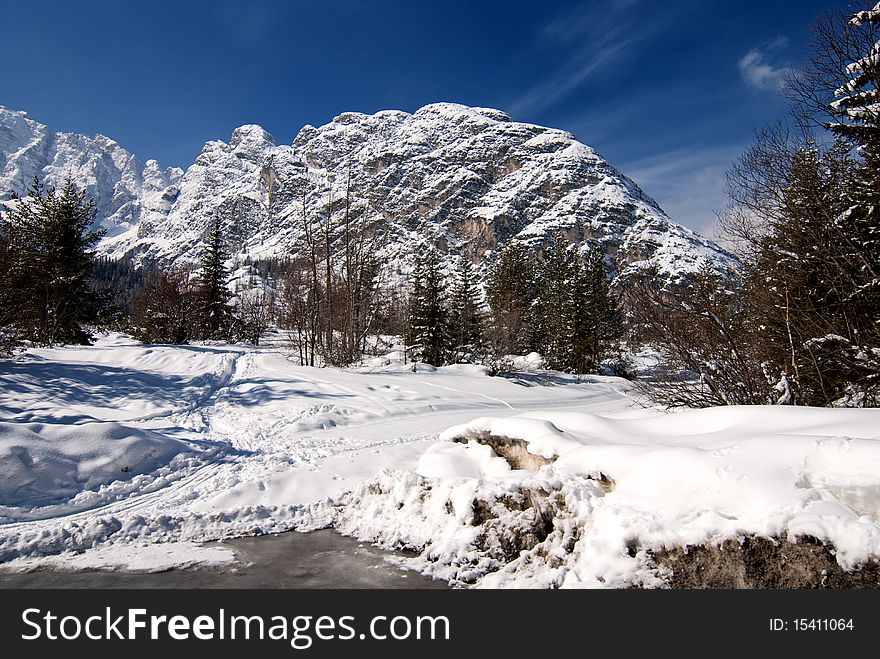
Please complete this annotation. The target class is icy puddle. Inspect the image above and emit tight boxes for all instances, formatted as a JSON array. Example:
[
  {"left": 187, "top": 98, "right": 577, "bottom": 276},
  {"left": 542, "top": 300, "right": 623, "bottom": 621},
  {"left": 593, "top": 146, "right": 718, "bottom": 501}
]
[{"left": 0, "top": 530, "right": 447, "bottom": 589}]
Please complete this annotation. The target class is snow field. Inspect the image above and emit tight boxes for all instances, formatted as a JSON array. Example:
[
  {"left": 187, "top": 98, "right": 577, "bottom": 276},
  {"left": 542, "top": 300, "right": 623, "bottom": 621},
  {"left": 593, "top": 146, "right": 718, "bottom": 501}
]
[
  {"left": 0, "top": 333, "right": 632, "bottom": 572},
  {"left": 3, "top": 333, "right": 877, "bottom": 588}
]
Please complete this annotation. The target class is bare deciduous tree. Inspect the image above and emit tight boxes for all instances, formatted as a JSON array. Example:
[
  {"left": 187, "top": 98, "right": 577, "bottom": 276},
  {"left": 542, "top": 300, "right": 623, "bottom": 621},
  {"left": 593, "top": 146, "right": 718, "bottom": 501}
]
[{"left": 130, "top": 268, "right": 198, "bottom": 345}]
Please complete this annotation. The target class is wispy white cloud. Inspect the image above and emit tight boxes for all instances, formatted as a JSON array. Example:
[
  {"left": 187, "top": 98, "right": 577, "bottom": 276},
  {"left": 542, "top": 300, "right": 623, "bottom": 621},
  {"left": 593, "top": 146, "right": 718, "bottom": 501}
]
[
  {"left": 541, "top": 0, "right": 640, "bottom": 43},
  {"left": 507, "top": 2, "right": 655, "bottom": 118},
  {"left": 738, "top": 36, "right": 791, "bottom": 91},
  {"left": 621, "top": 145, "right": 744, "bottom": 240},
  {"left": 508, "top": 35, "right": 634, "bottom": 118}
]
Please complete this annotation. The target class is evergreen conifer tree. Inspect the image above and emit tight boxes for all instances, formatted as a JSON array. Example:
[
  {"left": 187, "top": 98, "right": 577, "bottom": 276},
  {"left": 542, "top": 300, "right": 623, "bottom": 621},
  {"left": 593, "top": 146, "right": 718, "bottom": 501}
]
[
  {"left": 447, "top": 256, "right": 484, "bottom": 363},
  {"left": 0, "top": 177, "right": 103, "bottom": 346},
  {"left": 830, "top": 5, "right": 880, "bottom": 314},
  {"left": 484, "top": 241, "right": 534, "bottom": 358},
  {"left": 526, "top": 236, "right": 622, "bottom": 374},
  {"left": 406, "top": 247, "right": 448, "bottom": 366},
  {"left": 828, "top": 3, "right": 880, "bottom": 145},
  {"left": 196, "top": 216, "right": 233, "bottom": 340},
  {"left": 568, "top": 249, "right": 621, "bottom": 373},
  {"left": 532, "top": 235, "right": 576, "bottom": 370},
  {"left": 0, "top": 227, "right": 18, "bottom": 353}
]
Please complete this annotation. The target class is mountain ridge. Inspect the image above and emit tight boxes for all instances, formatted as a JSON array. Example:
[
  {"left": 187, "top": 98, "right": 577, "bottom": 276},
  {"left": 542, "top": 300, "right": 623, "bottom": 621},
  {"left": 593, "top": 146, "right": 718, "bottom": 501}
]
[{"left": 0, "top": 102, "right": 734, "bottom": 282}]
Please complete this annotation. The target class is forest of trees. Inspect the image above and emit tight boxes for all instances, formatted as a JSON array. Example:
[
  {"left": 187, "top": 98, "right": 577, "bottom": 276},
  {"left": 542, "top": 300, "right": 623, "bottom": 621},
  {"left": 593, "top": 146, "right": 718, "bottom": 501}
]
[
  {"left": 628, "top": 4, "right": 880, "bottom": 407},
  {"left": 128, "top": 216, "right": 276, "bottom": 347},
  {"left": 0, "top": 174, "right": 622, "bottom": 375},
  {"left": 1, "top": 5, "right": 876, "bottom": 407}
]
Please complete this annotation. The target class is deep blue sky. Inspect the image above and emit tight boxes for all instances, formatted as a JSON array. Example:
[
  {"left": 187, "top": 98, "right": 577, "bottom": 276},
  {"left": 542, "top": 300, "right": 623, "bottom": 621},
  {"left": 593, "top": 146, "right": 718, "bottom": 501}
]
[{"left": 0, "top": 0, "right": 850, "bottom": 236}]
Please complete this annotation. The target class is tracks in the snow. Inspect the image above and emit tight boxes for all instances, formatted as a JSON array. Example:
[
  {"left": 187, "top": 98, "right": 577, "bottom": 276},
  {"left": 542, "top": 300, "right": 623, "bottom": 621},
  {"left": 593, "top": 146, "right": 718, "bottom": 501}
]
[{"left": 0, "top": 343, "right": 635, "bottom": 562}]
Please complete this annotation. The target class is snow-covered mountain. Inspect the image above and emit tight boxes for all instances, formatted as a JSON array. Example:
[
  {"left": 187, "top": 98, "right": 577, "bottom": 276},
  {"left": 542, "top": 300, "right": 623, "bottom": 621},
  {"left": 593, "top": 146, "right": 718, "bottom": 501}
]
[
  {"left": 0, "top": 103, "right": 734, "bottom": 281},
  {"left": 0, "top": 106, "right": 183, "bottom": 243}
]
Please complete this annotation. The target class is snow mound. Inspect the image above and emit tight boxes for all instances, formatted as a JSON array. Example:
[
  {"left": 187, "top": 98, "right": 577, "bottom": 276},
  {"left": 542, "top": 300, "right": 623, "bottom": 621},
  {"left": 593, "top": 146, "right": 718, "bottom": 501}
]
[
  {"left": 509, "top": 352, "right": 545, "bottom": 371},
  {"left": 0, "top": 421, "right": 187, "bottom": 508},
  {"left": 323, "top": 406, "right": 880, "bottom": 587}
]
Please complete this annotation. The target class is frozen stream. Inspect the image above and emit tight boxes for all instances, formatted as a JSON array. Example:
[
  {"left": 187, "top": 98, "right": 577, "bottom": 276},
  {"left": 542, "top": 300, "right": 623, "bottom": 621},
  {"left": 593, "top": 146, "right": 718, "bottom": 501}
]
[{"left": 0, "top": 530, "right": 446, "bottom": 589}]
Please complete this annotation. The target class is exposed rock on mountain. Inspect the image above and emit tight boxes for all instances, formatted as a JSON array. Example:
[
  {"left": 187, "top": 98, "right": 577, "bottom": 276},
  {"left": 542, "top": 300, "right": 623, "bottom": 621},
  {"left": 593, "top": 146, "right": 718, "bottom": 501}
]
[
  {"left": 0, "top": 103, "right": 734, "bottom": 282},
  {"left": 0, "top": 106, "right": 183, "bottom": 247}
]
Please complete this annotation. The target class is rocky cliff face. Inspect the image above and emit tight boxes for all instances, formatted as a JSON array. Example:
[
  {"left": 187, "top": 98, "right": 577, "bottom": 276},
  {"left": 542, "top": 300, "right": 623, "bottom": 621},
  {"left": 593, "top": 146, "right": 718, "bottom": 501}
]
[
  {"left": 0, "top": 107, "right": 183, "bottom": 247},
  {"left": 0, "top": 103, "right": 734, "bottom": 282}
]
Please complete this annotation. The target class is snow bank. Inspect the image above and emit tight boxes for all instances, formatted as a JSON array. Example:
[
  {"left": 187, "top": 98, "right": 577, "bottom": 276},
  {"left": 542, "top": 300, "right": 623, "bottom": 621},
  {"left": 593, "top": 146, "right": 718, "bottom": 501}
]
[
  {"left": 323, "top": 406, "right": 880, "bottom": 587},
  {"left": 509, "top": 352, "right": 546, "bottom": 371},
  {"left": 0, "top": 421, "right": 186, "bottom": 509}
]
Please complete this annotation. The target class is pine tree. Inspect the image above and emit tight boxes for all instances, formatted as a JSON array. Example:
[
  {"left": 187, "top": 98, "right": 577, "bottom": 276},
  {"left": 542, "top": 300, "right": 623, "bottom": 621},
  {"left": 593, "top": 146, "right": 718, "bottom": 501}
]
[
  {"left": 87, "top": 255, "right": 148, "bottom": 330},
  {"left": 0, "top": 177, "right": 104, "bottom": 346},
  {"left": 831, "top": 7, "right": 880, "bottom": 400},
  {"left": 829, "top": 5, "right": 880, "bottom": 342},
  {"left": 784, "top": 3, "right": 880, "bottom": 404},
  {"left": 568, "top": 249, "right": 621, "bottom": 374},
  {"left": 447, "top": 256, "right": 484, "bottom": 363},
  {"left": 532, "top": 235, "right": 576, "bottom": 370},
  {"left": 629, "top": 5, "right": 880, "bottom": 407},
  {"left": 828, "top": 3, "right": 880, "bottom": 145},
  {"left": 195, "top": 216, "right": 232, "bottom": 340},
  {"left": 484, "top": 241, "right": 534, "bottom": 358},
  {"left": 0, "top": 226, "right": 19, "bottom": 353},
  {"left": 407, "top": 247, "right": 449, "bottom": 366}
]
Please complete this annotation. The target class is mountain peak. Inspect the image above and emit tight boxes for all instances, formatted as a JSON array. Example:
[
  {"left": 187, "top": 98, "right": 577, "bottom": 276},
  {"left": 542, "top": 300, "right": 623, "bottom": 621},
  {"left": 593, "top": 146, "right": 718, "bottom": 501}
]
[
  {"left": 230, "top": 124, "right": 275, "bottom": 148},
  {"left": 229, "top": 124, "right": 276, "bottom": 161},
  {"left": 0, "top": 103, "right": 735, "bottom": 282},
  {"left": 0, "top": 105, "right": 31, "bottom": 119},
  {"left": 412, "top": 102, "right": 512, "bottom": 123}
]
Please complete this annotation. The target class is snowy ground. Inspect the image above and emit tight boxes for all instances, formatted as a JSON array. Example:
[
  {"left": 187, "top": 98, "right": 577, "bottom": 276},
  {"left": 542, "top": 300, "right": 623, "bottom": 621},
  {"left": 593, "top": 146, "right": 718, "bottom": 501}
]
[
  {"left": 1, "top": 333, "right": 878, "bottom": 588},
  {"left": 330, "top": 406, "right": 880, "bottom": 587},
  {"left": 0, "top": 333, "right": 635, "bottom": 573}
]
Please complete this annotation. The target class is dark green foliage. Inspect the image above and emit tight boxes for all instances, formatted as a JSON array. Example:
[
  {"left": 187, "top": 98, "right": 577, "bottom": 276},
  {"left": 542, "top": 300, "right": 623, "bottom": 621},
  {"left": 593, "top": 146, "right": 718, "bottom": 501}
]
[
  {"left": 532, "top": 235, "right": 621, "bottom": 373},
  {"left": 484, "top": 241, "right": 535, "bottom": 358},
  {"left": 631, "top": 5, "right": 880, "bottom": 407},
  {"left": 0, "top": 229, "right": 18, "bottom": 354},
  {"left": 128, "top": 218, "right": 234, "bottom": 346},
  {"left": 87, "top": 256, "right": 147, "bottom": 329},
  {"left": 0, "top": 177, "right": 104, "bottom": 347},
  {"left": 447, "top": 257, "right": 485, "bottom": 363},
  {"left": 531, "top": 236, "right": 576, "bottom": 369},
  {"left": 483, "top": 237, "right": 621, "bottom": 374},
  {"left": 631, "top": 139, "right": 879, "bottom": 407},
  {"left": 249, "top": 257, "right": 289, "bottom": 284},
  {"left": 407, "top": 246, "right": 449, "bottom": 366},
  {"left": 195, "top": 216, "right": 233, "bottom": 340},
  {"left": 742, "top": 5, "right": 880, "bottom": 406},
  {"left": 744, "top": 141, "right": 878, "bottom": 405},
  {"left": 568, "top": 250, "right": 622, "bottom": 374}
]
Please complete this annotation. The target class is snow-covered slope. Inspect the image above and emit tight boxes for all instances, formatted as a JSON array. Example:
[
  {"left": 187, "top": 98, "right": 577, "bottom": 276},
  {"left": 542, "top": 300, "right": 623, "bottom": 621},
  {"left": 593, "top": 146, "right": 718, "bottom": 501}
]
[
  {"left": 0, "top": 421, "right": 185, "bottom": 509},
  {"left": 0, "top": 104, "right": 733, "bottom": 282}
]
